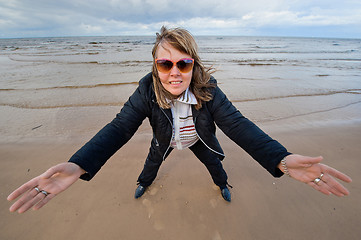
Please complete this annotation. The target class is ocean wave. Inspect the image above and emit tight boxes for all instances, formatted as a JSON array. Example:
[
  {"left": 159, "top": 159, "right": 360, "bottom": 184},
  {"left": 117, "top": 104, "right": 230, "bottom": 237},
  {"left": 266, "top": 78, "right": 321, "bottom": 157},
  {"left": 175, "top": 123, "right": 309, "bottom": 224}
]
[
  {"left": 1, "top": 89, "right": 360, "bottom": 110},
  {"left": 259, "top": 100, "right": 361, "bottom": 123},
  {"left": 64, "top": 60, "right": 152, "bottom": 66},
  {"left": 316, "top": 58, "right": 361, "bottom": 62},
  {"left": 200, "top": 49, "right": 357, "bottom": 54},
  {"left": 231, "top": 89, "right": 361, "bottom": 103},
  {"left": 15, "top": 51, "right": 101, "bottom": 56},
  {"left": 230, "top": 59, "right": 288, "bottom": 66},
  {"left": 8, "top": 55, "right": 152, "bottom": 65},
  {"left": 0, "top": 102, "right": 123, "bottom": 109},
  {"left": 0, "top": 82, "right": 139, "bottom": 92},
  {"left": 225, "top": 58, "right": 360, "bottom": 69}
]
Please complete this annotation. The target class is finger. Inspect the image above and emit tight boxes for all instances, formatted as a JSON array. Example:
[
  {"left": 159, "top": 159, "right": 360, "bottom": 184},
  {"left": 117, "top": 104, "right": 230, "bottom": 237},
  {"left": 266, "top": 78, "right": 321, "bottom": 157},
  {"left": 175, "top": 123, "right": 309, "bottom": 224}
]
[
  {"left": 318, "top": 180, "right": 343, "bottom": 196},
  {"left": 308, "top": 181, "right": 331, "bottom": 195},
  {"left": 17, "top": 191, "right": 46, "bottom": 213},
  {"left": 7, "top": 177, "right": 40, "bottom": 201},
  {"left": 310, "top": 181, "right": 332, "bottom": 195},
  {"left": 328, "top": 186, "right": 347, "bottom": 197},
  {"left": 321, "top": 164, "right": 352, "bottom": 183},
  {"left": 8, "top": 165, "right": 62, "bottom": 202},
  {"left": 9, "top": 187, "right": 40, "bottom": 212},
  {"left": 33, "top": 193, "right": 56, "bottom": 210},
  {"left": 322, "top": 174, "right": 350, "bottom": 196}
]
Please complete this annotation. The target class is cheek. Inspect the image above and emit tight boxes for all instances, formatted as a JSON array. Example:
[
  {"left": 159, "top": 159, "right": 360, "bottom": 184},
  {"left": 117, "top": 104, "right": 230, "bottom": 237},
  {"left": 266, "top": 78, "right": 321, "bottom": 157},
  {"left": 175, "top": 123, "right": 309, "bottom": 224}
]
[
  {"left": 158, "top": 72, "right": 169, "bottom": 84},
  {"left": 183, "top": 72, "right": 192, "bottom": 84}
]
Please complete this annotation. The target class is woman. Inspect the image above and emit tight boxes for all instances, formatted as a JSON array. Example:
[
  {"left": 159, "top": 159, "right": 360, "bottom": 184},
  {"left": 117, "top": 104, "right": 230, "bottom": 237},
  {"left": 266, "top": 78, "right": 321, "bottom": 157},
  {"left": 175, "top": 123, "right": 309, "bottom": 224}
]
[{"left": 7, "top": 27, "right": 352, "bottom": 213}]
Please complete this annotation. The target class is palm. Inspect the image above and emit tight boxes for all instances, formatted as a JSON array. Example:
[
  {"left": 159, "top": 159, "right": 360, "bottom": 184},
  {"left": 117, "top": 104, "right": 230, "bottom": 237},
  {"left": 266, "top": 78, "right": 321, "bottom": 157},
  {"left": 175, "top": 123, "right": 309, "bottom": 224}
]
[
  {"left": 7, "top": 162, "right": 84, "bottom": 213},
  {"left": 37, "top": 165, "right": 81, "bottom": 193},
  {"left": 288, "top": 162, "right": 321, "bottom": 183}
]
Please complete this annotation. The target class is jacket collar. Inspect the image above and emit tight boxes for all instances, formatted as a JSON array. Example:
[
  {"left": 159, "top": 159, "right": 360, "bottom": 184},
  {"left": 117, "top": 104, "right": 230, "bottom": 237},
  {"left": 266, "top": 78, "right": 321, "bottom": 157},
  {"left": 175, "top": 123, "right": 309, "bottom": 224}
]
[
  {"left": 177, "top": 88, "right": 198, "bottom": 105},
  {"left": 161, "top": 88, "right": 199, "bottom": 122}
]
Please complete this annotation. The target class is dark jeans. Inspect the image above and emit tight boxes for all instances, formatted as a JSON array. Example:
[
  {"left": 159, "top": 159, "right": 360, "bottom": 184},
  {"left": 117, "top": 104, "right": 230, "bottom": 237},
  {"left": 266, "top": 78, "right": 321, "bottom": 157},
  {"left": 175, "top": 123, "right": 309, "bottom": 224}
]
[{"left": 137, "top": 140, "right": 228, "bottom": 189}]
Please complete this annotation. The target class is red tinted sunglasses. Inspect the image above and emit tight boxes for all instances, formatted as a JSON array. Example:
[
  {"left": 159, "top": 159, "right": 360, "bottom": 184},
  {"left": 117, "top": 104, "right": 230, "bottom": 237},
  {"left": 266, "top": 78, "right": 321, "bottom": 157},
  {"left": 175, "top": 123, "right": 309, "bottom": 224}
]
[{"left": 155, "top": 58, "right": 194, "bottom": 73}]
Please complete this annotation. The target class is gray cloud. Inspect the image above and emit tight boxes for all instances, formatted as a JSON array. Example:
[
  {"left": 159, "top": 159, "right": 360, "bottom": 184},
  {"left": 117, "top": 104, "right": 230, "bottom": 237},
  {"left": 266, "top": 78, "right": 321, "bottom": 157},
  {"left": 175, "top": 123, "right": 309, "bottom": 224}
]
[{"left": 1, "top": 0, "right": 360, "bottom": 38}]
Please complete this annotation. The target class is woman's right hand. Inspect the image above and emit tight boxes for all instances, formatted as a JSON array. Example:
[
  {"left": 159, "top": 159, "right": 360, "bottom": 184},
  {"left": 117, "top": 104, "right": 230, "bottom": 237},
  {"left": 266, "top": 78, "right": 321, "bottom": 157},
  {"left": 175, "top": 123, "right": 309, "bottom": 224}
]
[{"left": 7, "top": 162, "right": 85, "bottom": 213}]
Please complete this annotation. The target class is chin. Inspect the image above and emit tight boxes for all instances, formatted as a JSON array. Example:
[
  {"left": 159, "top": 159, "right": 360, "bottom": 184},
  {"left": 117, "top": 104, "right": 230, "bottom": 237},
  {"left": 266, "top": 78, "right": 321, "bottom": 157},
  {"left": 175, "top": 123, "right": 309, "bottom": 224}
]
[{"left": 170, "top": 89, "right": 184, "bottom": 97}]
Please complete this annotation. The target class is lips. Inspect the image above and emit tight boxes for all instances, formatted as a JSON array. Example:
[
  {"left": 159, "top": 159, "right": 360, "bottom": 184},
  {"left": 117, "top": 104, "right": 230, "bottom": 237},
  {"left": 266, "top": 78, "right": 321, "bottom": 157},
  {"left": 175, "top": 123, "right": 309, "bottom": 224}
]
[{"left": 170, "top": 81, "right": 182, "bottom": 85}]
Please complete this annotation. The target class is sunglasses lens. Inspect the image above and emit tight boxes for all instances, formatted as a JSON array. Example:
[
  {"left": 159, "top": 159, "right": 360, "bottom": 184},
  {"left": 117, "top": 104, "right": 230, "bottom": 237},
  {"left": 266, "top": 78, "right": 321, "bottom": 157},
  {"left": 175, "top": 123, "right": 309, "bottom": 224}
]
[
  {"left": 156, "top": 58, "right": 194, "bottom": 73},
  {"left": 177, "top": 59, "right": 194, "bottom": 73},
  {"left": 156, "top": 60, "right": 173, "bottom": 73}
]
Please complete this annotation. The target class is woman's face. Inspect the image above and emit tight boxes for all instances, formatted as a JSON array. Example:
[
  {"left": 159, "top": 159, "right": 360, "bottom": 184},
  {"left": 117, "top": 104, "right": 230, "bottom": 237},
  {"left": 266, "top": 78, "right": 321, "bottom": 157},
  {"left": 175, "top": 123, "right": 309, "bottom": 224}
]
[{"left": 155, "top": 42, "right": 193, "bottom": 98}]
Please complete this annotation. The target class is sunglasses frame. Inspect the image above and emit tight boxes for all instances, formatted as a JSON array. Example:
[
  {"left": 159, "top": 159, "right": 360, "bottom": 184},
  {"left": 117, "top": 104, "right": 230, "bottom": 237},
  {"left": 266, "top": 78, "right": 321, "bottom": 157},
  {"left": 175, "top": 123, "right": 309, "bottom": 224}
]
[{"left": 155, "top": 58, "right": 194, "bottom": 73}]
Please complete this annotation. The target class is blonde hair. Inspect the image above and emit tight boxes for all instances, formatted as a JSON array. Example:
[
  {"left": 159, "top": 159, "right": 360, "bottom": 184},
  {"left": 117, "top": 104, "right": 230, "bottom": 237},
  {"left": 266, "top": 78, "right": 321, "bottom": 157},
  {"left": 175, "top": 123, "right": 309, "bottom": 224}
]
[{"left": 152, "top": 26, "right": 214, "bottom": 110}]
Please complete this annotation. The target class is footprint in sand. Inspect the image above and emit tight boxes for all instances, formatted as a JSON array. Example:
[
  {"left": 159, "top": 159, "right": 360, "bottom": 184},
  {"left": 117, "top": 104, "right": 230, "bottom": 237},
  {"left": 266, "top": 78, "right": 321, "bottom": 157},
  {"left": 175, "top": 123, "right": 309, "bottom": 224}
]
[
  {"left": 142, "top": 199, "right": 154, "bottom": 218},
  {"left": 153, "top": 220, "right": 165, "bottom": 231},
  {"left": 210, "top": 185, "right": 221, "bottom": 208},
  {"left": 213, "top": 231, "right": 222, "bottom": 240},
  {"left": 209, "top": 198, "right": 218, "bottom": 208},
  {"left": 142, "top": 199, "right": 165, "bottom": 231},
  {"left": 149, "top": 187, "right": 158, "bottom": 196}
]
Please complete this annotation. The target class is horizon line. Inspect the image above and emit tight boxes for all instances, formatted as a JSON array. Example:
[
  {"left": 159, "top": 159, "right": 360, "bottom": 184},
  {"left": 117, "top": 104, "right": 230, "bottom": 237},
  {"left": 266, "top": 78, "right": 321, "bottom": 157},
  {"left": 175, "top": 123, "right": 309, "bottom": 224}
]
[{"left": 1, "top": 34, "right": 360, "bottom": 41}]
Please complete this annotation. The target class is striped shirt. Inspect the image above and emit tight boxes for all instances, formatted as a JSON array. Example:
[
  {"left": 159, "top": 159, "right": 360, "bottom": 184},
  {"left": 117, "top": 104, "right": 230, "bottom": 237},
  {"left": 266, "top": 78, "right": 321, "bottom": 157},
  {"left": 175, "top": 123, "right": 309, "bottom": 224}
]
[{"left": 169, "top": 88, "right": 199, "bottom": 150}]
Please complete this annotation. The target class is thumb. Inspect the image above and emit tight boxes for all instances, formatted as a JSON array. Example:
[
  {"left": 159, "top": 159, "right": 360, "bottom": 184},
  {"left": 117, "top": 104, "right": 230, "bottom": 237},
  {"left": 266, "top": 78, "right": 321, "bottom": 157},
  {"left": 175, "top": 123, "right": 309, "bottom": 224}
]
[
  {"left": 40, "top": 163, "right": 65, "bottom": 179},
  {"left": 299, "top": 155, "right": 323, "bottom": 167}
]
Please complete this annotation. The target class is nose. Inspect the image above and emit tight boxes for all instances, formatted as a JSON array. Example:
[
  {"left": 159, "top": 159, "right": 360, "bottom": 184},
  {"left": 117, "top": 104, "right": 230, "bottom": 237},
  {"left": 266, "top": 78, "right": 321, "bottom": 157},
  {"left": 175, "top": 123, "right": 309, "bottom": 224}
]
[{"left": 169, "top": 64, "right": 180, "bottom": 75}]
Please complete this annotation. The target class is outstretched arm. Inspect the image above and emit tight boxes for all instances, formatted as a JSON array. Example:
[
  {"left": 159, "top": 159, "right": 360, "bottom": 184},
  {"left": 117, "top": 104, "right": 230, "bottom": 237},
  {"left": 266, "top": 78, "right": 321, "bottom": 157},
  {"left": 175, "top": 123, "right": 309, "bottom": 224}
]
[
  {"left": 278, "top": 154, "right": 352, "bottom": 196},
  {"left": 7, "top": 162, "right": 85, "bottom": 213}
]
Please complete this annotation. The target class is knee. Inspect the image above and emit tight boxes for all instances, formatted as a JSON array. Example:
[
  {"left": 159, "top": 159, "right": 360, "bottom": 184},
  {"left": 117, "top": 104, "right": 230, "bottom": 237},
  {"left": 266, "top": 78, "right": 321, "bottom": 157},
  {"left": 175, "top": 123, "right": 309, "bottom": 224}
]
[
  {"left": 144, "top": 156, "right": 162, "bottom": 167},
  {"left": 201, "top": 156, "right": 222, "bottom": 166}
]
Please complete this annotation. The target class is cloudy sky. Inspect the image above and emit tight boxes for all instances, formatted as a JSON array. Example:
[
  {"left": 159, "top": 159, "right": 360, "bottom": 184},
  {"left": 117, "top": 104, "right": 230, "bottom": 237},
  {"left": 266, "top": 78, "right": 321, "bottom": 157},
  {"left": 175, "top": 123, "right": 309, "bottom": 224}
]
[{"left": 1, "top": 0, "right": 361, "bottom": 38}]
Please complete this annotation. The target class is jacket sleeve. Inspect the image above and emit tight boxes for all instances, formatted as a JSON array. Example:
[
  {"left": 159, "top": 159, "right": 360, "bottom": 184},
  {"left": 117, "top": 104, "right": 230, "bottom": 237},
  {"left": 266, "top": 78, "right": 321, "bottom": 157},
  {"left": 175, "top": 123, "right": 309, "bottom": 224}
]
[
  {"left": 68, "top": 77, "right": 151, "bottom": 180},
  {"left": 210, "top": 86, "right": 291, "bottom": 177}
]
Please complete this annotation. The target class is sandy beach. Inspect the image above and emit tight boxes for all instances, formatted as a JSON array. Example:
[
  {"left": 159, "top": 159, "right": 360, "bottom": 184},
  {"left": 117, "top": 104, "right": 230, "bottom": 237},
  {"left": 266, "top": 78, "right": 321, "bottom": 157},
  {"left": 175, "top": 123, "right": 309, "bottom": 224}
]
[
  {"left": 1, "top": 105, "right": 360, "bottom": 240},
  {"left": 1, "top": 36, "right": 361, "bottom": 239}
]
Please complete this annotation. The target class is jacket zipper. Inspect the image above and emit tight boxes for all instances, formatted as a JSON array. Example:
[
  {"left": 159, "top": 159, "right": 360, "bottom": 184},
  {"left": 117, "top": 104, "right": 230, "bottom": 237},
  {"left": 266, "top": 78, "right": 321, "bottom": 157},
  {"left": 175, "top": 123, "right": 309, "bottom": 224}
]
[
  {"left": 160, "top": 108, "right": 173, "bottom": 161},
  {"left": 160, "top": 107, "right": 225, "bottom": 159},
  {"left": 193, "top": 116, "right": 225, "bottom": 157}
]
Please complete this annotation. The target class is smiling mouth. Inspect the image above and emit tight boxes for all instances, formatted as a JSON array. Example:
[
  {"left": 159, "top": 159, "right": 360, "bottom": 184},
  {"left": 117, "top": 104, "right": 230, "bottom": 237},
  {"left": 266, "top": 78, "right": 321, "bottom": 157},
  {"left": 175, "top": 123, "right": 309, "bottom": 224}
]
[{"left": 170, "top": 81, "right": 182, "bottom": 85}]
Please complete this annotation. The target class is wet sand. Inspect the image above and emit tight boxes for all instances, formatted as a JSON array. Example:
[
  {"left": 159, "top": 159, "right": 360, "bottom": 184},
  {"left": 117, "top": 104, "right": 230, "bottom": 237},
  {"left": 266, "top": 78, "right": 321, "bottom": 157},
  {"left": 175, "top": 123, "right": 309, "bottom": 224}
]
[
  {"left": 1, "top": 105, "right": 360, "bottom": 239},
  {"left": 1, "top": 34, "right": 361, "bottom": 240}
]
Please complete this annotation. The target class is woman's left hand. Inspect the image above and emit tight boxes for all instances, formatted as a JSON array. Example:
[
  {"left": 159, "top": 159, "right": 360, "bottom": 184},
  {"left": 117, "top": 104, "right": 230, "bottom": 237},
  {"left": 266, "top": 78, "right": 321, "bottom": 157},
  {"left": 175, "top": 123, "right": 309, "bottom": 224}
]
[{"left": 278, "top": 154, "right": 352, "bottom": 196}]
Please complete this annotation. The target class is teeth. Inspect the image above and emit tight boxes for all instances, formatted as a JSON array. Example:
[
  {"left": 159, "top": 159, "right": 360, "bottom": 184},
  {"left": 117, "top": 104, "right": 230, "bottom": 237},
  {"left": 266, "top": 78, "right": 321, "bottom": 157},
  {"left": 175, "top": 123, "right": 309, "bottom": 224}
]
[{"left": 170, "top": 81, "right": 181, "bottom": 84}]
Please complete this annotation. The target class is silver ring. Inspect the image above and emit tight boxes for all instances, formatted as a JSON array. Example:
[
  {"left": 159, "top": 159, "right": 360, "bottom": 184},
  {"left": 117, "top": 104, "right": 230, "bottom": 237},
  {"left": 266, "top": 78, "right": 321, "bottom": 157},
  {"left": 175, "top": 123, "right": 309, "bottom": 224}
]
[
  {"left": 313, "top": 178, "right": 321, "bottom": 185},
  {"left": 41, "top": 190, "right": 49, "bottom": 196},
  {"left": 319, "top": 173, "right": 324, "bottom": 180},
  {"left": 34, "top": 187, "right": 40, "bottom": 193}
]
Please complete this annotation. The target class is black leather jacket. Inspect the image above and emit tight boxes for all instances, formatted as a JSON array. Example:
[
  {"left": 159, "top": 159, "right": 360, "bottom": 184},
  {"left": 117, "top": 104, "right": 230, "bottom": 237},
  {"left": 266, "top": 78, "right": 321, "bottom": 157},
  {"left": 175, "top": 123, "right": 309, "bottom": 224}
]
[{"left": 69, "top": 73, "right": 290, "bottom": 180}]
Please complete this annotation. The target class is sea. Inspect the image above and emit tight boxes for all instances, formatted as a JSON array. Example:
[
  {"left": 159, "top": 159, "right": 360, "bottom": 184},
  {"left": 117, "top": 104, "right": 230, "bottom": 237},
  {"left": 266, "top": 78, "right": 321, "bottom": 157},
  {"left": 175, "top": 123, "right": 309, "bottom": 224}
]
[{"left": 1, "top": 35, "right": 361, "bottom": 134}]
